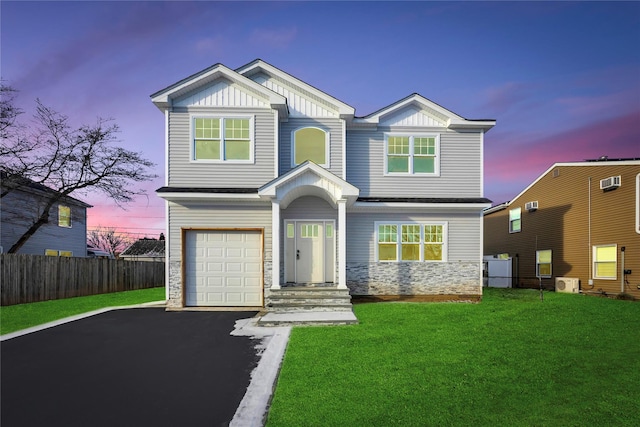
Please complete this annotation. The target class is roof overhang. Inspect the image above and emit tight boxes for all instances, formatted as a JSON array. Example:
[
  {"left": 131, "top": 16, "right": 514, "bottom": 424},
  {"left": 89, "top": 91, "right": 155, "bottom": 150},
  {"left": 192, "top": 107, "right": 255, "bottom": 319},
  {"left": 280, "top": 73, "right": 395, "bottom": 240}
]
[
  {"left": 258, "top": 161, "right": 359, "bottom": 209},
  {"left": 236, "top": 59, "right": 355, "bottom": 119},
  {"left": 352, "top": 93, "right": 496, "bottom": 132},
  {"left": 150, "top": 63, "right": 288, "bottom": 114},
  {"left": 156, "top": 187, "right": 263, "bottom": 203}
]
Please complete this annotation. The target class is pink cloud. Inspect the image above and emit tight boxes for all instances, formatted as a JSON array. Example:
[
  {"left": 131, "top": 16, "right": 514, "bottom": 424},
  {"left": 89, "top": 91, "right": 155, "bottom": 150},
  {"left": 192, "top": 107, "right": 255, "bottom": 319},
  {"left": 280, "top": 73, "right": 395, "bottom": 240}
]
[{"left": 485, "top": 110, "right": 640, "bottom": 204}]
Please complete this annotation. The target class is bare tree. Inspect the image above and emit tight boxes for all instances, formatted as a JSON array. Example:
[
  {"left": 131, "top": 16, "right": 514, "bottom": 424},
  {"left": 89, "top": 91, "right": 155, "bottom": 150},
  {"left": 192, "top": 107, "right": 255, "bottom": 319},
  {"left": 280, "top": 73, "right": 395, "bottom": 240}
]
[
  {"left": 1, "top": 85, "right": 157, "bottom": 253},
  {"left": 87, "top": 227, "right": 134, "bottom": 257}
]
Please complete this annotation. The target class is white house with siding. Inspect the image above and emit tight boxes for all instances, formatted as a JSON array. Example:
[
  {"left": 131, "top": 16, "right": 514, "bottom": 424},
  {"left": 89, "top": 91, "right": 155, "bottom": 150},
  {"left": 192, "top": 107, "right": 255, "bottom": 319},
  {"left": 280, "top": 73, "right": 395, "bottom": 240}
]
[{"left": 152, "top": 59, "right": 495, "bottom": 315}]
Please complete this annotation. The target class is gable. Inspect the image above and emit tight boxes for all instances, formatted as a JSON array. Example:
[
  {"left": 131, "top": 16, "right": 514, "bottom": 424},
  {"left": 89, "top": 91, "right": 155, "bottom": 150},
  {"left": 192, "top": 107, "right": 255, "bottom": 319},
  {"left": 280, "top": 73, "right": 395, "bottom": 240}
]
[
  {"left": 173, "top": 79, "right": 269, "bottom": 108},
  {"left": 379, "top": 105, "right": 448, "bottom": 127},
  {"left": 237, "top": 60, "right": 355, "bottom": 119}
]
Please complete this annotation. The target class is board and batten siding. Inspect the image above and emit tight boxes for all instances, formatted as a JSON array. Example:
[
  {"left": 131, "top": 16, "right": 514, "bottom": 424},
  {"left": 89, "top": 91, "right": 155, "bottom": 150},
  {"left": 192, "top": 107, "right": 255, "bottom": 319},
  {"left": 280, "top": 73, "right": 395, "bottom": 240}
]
[
  {"left": 346, "top": 210, "right": 482, "bottom": 263},
  {"left": 168, "top": 107, "right": 276, "bottom": 187},
  {"left": 279, "top": 118, "right": 344, "bottom": 177},
  {"left": 346, "top": 129, "right": 483, "bottom": 198},
  {"left": 167, "top": 202, "right": 272, "bottom": 264}
]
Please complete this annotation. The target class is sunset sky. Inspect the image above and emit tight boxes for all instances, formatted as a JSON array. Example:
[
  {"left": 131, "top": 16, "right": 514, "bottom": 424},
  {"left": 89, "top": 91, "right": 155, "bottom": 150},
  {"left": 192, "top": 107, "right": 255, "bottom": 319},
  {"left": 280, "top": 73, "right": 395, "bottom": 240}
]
[{"left": 2, "top": 1, "right": 639, "bottom": 238}]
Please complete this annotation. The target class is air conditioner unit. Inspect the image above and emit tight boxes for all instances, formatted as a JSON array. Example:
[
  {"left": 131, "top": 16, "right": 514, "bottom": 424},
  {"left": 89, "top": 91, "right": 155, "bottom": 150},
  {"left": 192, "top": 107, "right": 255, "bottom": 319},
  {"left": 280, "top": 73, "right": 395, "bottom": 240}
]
[
  {"left": 525, "top": 201, "right": 538, "bottom": 211},
  {"left": 555, "top": 277, "right": 580, "bottom": 293},
  {"left": 600, "top": 176, "right": 621, "bottom": 191}
]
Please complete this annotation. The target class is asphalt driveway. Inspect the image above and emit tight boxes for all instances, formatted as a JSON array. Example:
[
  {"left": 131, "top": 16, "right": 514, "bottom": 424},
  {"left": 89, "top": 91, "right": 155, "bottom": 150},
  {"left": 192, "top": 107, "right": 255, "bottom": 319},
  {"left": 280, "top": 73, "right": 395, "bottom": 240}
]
[{"left": 1, "top": 309, "right": 261, "bottom": 427}]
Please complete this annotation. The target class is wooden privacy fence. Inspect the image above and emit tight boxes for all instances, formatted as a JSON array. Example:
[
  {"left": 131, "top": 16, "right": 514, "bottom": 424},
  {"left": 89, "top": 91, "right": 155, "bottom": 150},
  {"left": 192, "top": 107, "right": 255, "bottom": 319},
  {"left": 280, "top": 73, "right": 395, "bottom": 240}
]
[{"left": 1, "top": 254, "right": 165, "bottom": 306}]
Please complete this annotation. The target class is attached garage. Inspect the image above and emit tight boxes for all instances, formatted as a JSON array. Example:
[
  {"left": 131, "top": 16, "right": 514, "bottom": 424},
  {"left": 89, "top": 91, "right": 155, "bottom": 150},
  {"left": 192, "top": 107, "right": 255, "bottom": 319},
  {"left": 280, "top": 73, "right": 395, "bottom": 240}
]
[{"left": 184, "top": 229, "right": 263, "bottom": 307}]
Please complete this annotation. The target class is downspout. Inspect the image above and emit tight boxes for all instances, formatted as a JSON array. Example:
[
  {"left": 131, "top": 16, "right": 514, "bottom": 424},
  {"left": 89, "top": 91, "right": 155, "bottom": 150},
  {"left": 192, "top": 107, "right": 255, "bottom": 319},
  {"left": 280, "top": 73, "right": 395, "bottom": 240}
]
[
  {"left": 621, "top": 247, "right": 626, "bottom": 293},
  {"left": 164, "top": 109, "right": 170, "bottom": 302},
  {"left": 587, "top": 177, "right": 593, "bottom": 288}
]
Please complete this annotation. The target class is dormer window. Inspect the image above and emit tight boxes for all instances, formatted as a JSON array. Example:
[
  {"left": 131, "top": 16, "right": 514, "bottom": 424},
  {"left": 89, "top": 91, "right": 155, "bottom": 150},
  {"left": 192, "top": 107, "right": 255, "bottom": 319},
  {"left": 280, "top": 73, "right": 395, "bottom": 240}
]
[
  {"left": 385, "top": 134, "right": 439, "bottom": 175},
  {"left": 192, "top": 116, "right": 254, "bottom": 162},
  {"left": 292, "top": 127, "right": 329, "bottom": 167}
]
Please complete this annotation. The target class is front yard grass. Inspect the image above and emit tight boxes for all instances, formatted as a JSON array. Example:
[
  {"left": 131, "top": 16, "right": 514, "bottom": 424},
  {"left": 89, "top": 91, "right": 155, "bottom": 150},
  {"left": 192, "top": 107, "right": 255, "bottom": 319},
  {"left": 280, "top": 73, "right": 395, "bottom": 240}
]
[
  {"left": 0, "top": 287, "right": 165, "bottom": 335},
  {"left": 266, "top": 288, "right": 640, "bottom": 426}
]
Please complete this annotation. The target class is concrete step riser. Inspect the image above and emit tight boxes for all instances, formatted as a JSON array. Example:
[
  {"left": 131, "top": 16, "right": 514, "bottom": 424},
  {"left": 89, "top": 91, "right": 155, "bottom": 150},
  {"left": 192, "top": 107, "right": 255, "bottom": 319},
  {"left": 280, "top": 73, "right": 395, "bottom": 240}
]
[
  {"left": 269, "top": 298, "right": 350, "bottom": 305},
  {"left": 269, "top": 306, "right": 354, "bottom": 313},
  {"left": 270, "top": 292, "right": 351, "bottom": 298}
]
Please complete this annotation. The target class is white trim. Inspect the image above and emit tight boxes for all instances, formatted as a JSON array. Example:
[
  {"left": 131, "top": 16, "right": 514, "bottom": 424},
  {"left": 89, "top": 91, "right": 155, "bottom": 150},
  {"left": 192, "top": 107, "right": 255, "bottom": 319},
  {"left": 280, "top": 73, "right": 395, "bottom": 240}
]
[
  {"left": 383, "top": 132, "right": 441, "bottom": 176},
  {"left": 338, "top": 200, "right": 347, "bottom": 289},
  {"left": 165, "top": 200, "right": 170, "bottom": 301},
  {"left": 284, "top": 219, "right": 336, "bottom": 284},
  {"left": 374, "top": 220, "right": 448, "bottom": 263},
  {"left": 290, "top": 126, "right": 330, "bottom": 168},
  {"left": 480, "top": 129, "right": 485, "bottom": 197},
  {"left": 189, "top": 114, "right": 255, "bottom": 164},
  {"left": 271, "top": 201, "right": 281, "bottom": 289},
  {"left": 509, "top": 207, "right": 521, "bottom": 233},
  {"left": 341, "top": 118, "right": 347, "bottom": 180},
  {"left": 157, "top": 193, "right": 263, "bottom": 201},
  {"left": 165, "top": 110, "right": 169, "bottom": 186},
  {"left": 592, "top": 243, "right": 617, "bottom": 280}
]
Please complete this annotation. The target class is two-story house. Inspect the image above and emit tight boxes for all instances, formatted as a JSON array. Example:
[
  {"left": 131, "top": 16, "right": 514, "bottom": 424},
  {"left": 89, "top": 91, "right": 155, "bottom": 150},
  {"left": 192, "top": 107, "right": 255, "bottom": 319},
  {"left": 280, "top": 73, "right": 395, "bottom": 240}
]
[
  {"left": 484, "top": 158, "right": 640, "bottom": 299},
  {"left": 152, "top": 59, "right": 495, "bottom": 313},
  {"left": 0, "top": 173, "right": 91, "bottom": 256}
]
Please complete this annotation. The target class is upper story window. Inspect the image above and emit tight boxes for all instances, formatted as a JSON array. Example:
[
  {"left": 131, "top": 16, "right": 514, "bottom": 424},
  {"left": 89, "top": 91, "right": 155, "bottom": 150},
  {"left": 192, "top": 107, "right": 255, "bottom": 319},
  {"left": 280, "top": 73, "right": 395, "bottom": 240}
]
[
  {"left": 192, "top": 116, "right": 253, "bottom": 162},
  {"left": 292, "top": 127, "right": 329, "bottom": 167},
  {"left": 385, "top": 134, "right": 439, "bottom": 175},
  {"left": 376, "top": 222, "right": 447, "bottom": 262},
  {"left": 509, "top": 207, "right": 521, "bottom": 233},
  {"left": 58, "top": 205, "right": 71, "bottom": 228}
]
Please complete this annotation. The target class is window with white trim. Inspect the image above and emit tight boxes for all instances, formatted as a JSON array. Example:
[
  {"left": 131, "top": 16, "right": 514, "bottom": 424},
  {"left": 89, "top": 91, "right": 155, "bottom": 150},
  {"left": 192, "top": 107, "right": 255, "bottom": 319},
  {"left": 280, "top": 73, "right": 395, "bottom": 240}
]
[
  {"left": 292, "top": 127, "right": 329, "bottom": 167},
  {"left": 385, "top": 134, "right": 439, "bottom": 175},
  {"left": 509, "top": 207, "right": 521, "bottom": 233},
  {"left": 45, "top": 249, "right": 73, "bottom": 257},
  {"left": 192, "top": 116, "right": 253, "bottom": 161},
  {"left": 593, "top": 244, "right": 616, "bottom": 279},
  {"left": 536, "top": 249, "right": 552, "bottom": 278},
  {"left": 58, "top": 205, "right": 71, "bottom": 228},
  {"left": 376, "top": 222, "right": 447, "bottom": 262}
]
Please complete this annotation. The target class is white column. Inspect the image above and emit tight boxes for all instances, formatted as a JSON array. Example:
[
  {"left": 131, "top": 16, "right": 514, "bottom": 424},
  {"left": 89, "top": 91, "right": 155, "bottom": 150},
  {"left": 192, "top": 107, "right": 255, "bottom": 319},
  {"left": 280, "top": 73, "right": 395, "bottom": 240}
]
[
  {"left": 271, "top": 200, "right": 281, "bottom": 290},
  {"left": 337, "top": 199, "right": 347, "bottom": 289}
]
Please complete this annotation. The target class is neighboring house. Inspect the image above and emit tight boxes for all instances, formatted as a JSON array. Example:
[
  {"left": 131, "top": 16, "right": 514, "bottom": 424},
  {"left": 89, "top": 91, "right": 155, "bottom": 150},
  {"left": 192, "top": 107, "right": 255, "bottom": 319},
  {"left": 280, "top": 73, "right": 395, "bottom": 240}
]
[
  {"left": 0, "top": 174, "right": 92, "bottom": 257},
  {"left": 484, "top": 158, "right": 640, "bottom": 299},
  {"left": 151, "top": 59, "right": 495, "bottom": 309},
  {"left": 120, "top": 237, "right": 165, "bottom": 262}
]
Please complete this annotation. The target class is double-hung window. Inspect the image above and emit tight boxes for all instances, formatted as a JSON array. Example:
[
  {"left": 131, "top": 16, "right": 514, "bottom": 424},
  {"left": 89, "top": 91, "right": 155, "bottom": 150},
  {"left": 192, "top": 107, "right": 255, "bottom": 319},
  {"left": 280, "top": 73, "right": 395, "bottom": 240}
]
[
  {"left": 385, "top": 134, "right": 439, "bottom": 175},
  {"left": 509, "top": 207, "right": 521, "bottom": 233},
  {"left": 593, "top": 244, "right": 616, "bottom": 279},
  {"left": 193, "top": 116, "right": 253, "bottom": 162},
  {"left": 536, "top": 249, "right": 552, "bottom": 278},
  {"left": 58, "top": 205, "right": 71, "bottom": 228},
  {"left": 377, "top": 222, "right": 446, "bottom": 262}
]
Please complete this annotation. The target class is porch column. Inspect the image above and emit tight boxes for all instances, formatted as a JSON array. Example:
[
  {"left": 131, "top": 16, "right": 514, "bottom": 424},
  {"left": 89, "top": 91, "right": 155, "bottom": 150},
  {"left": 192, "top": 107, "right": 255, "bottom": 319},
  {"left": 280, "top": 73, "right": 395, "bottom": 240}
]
[
  {"left": 337, "top": 199, "right": 347, "bottom": 289},
  {"left": 271, "top": 200, "right": 281, "bottom": 290}
]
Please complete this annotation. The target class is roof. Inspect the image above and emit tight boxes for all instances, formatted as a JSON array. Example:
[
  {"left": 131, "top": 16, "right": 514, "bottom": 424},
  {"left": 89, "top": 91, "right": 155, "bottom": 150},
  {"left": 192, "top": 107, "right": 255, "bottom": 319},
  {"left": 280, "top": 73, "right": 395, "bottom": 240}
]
[
  {"left": 120, "top": 238, "right": 166, "bottom": 258},
  {"left": 0, "top": 171, "right": 92, "bottom": 208},
  {"left": 484, "top": 158, "right": 640, "bottom": 215}
]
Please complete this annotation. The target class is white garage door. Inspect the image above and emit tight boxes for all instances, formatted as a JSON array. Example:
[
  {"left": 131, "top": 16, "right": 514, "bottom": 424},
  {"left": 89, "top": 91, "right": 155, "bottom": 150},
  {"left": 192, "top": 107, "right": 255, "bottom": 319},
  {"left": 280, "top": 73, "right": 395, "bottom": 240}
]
[{"left": 185, "top": 230, "right": 263, "bottom": 306}]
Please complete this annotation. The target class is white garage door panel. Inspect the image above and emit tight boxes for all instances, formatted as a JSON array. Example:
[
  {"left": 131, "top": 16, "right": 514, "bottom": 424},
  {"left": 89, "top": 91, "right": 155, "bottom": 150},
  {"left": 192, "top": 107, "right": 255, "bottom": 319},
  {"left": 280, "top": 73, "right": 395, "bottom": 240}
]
[{"left": 185, "top": 230, "right": 263, "bottom": 307}]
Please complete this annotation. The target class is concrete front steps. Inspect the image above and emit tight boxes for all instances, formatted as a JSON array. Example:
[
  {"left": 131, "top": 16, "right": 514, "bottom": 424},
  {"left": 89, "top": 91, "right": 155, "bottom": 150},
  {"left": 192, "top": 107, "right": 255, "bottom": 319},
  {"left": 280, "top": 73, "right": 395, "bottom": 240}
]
[{"left": 258, "top": 286, "right": 358, "bottom": 326}]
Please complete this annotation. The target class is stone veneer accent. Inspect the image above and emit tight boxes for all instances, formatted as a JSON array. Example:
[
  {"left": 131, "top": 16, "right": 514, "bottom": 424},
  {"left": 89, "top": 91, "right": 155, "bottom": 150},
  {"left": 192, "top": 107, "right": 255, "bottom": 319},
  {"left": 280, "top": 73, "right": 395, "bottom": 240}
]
[{"left": 346, "top": 262, "right": 481, "bottom": 296}]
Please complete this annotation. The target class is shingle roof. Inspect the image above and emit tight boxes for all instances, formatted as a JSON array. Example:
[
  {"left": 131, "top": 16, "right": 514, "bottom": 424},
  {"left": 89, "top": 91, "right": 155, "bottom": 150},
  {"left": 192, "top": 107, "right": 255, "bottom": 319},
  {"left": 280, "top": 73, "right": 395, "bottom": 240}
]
[{"left": 120, "top": 239, "right": 165, "bottom": 257}]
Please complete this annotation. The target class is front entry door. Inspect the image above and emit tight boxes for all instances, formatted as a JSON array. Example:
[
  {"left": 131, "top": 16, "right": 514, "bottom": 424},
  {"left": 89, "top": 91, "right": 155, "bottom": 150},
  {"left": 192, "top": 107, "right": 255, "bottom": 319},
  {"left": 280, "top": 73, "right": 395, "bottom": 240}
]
[
  {"left": 295, "top": 222, "right": 324, "bottom": 283},
  {"left": 285, "top": 220, "right": 335, "bottom": 284}
]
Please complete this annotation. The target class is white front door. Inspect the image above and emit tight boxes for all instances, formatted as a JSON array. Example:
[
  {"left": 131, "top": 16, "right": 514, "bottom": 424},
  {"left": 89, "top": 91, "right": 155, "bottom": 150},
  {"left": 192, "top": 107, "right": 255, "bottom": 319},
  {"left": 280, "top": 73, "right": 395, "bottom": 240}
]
[{"left": 285, "top": 220, "right": 335, "bottom": 284}]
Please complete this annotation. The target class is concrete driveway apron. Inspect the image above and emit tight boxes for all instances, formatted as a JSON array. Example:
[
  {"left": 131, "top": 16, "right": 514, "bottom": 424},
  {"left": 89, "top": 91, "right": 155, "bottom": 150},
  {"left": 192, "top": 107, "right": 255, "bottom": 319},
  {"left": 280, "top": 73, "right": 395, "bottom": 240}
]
[{"left": 1, "top": 309, "right": 262, "bottom": 427}]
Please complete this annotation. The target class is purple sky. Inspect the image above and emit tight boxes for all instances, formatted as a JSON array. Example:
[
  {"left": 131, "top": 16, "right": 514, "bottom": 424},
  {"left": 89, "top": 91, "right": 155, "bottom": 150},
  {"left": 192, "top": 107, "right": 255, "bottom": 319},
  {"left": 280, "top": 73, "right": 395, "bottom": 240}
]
[{"left": 2, "top": 1, "right": 639, "bottom": 238}]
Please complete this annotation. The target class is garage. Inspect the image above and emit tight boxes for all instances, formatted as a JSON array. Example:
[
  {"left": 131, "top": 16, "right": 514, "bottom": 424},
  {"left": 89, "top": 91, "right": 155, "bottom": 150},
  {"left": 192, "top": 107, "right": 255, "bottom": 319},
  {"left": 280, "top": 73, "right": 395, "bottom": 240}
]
[{"left": 184, "top": 229, "right": 263, "bottom": 307}]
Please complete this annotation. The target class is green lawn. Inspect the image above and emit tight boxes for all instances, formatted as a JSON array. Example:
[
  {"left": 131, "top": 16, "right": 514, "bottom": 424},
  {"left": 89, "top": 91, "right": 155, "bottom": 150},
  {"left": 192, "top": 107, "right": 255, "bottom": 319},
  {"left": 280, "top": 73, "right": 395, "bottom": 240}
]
[
  {"left": 0, "top": 287, "right": 165, "bottom": 335},
  {"left": 266, "top": 288, "right": 640, "bottom": 426}
]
